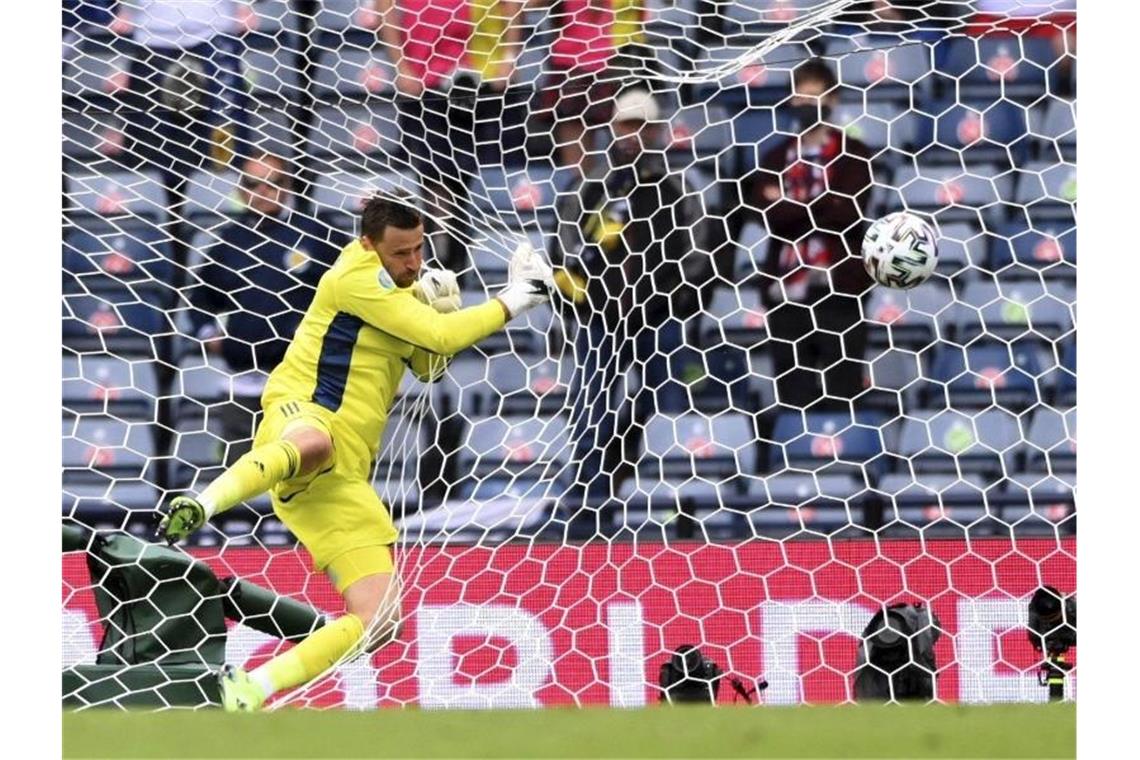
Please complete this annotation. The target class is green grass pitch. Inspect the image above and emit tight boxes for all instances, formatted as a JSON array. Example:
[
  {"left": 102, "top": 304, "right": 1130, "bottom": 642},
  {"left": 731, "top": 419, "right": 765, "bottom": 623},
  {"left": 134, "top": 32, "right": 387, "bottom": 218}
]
[{"left": 63, "top": 702, "right": 1074, "bottom": 759}]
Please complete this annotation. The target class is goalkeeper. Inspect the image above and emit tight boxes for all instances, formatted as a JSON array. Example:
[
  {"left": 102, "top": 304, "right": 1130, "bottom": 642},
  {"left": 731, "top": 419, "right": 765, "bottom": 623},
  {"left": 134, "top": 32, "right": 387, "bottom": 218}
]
[{"left": 156, "top": 195, "right": 554, "bottom": 711}]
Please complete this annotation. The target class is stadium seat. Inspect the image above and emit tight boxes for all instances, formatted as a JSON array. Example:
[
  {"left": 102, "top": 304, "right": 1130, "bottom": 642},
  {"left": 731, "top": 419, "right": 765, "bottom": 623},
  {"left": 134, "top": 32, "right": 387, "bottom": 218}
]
[
  {"left": 241, "top": 43, "right": 303, "bottom": 101},
  {"left": 1012, "top": 160, "right": 1077, "bottom": 222},
  {"left": 829, "top": 102, "right": 928, "bottom": 157},
  {"left": 913, "top": 99, "right": 1030, "bottom": 167},
  {"left": 181, "top": 169, "right": 243, "bottom": 226},
  {"left": 867, "top": 348, "right": 922, "bottom": 408},
  {"left": 65, "top": 169, "right": 168, "bottom": 224},
  {"left": 926, "top": 342, "right": 1041, "bottom": 410},
  {"left": 456, "top": 414, "right": 570, "bottom": 480},
  {"left": 312, "top": 43, "right": 395, "bottom": 98},
  {"left": 63, "top": 415, "right": 156, "bottom": 485},
  {"left": 1000, "top": 475, "right": 1075, "bottom": 534},
  {"left": 172, "top": 354, "right": 233, "bottom": 419},
  {"left": 376, "top": 409, "right": 429, "bottom": 480},
  {"left": 952, "top": 279, "right": 1074, "bottom": 342},
  {"left": 1023, "top": 406, "right": 1076, "bottom": 475},
  {"left": 827, "top": 34, "right": 935, "bottom": 102},
  {"left": 1054, "top": 340, "right": 1075, "bottom": 407},
  {"left": 64, "top": 224, "right": 176, "bottom": 303},
  {"left": 878, "top": 472, "right": 993, "bottom": 535},
  {"left": 1028, "top": 97, "right": 1076, "bottom": 162},
  {"left": 62, "top": 479, "right": 159, "bottom": 521},
  {"left": 701, "top": 284, "right": 768, "bottom": 349},
  {"left": 934, "top": 34, "right": 1055, "bottom": 102},
  {"left": 730, "top": 221, "right": 772, "bottom": 280},
  {"left": 62, "top": 110, "right": 129, "bottom": 163},
  {"left": 308, "top": 103, "right": 402, "bottom": 161},
  {"left": 891, "top": 407, "right": 1021, "bottom": 476},
  {"left": 890, "top": 164, "right": 1012, "bottom": 228},
  {"left": 478, "top": 353, "right": 574, "bottom": 417},
  {"left": 63, "top": 293, "right": 174, "bottom": 358},
  {"left": 641, "top": 412, "right": 756, "bottom": 482},
  {"left": 169, "top": 416, "right": 230, "bottom": 491},
  {"left": 438, "top": 355, "right": 489, "bottom": 417},
  {"left": 62, "top": 355, "right": 158, "bottom": 421},
  {"left": 724, "top": 1, "right": 827, "bottom": 37},
  {"left": 686, "top": 343, "right": 757, "bottom": 414},
  {"left": 62, "top": 44, "right": 130, "bottom": 101},
  {"left": 469, "top": 165, "right": 560, "bottom": 231},
  {"left": 243, "top": 106, "right": 297, "bottom": 159},
  {"left": 769, "top": 411, "right": 886, "bottom": 479},
  {"left": 933, "top": 221, "right": 988, "bottom": 278},
  {"left": 742, "top": 473, "right": 868, "bottom": 537},
  {"left": 864, "top": 279, "right": 954, "bottom": 349},
  {"left": 989, "top": 218, "right": 1076, "bottom": 278},
  {"left": 240, "top": 0, "right": 298, "bottom": 43}
]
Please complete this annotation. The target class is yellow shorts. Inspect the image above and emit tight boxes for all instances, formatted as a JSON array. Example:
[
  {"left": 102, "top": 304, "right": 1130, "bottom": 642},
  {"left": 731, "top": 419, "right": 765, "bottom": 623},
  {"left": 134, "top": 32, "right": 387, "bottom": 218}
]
[
  {"left": 326, "top": 545, "right": 395, "bottom": 594},
  {"left": 254, "top": 400, "right": 399, "bottom": 575}
]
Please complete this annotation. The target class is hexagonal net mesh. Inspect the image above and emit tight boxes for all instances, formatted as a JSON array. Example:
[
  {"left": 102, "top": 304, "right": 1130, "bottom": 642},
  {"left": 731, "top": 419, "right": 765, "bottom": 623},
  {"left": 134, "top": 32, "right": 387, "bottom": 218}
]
[{"left": 62, "top": 1, "right": 1075, "bottom": 710}]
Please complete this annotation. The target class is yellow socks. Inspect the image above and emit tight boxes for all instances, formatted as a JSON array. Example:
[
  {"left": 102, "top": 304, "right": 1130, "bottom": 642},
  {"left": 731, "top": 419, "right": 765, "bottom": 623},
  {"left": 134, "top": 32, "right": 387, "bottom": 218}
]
[
  {"left": 250, "top": 614, "right": 365, "bottom": 700},
  {"left": 197, "top": 439, "right": 302, "bottom": 518}
]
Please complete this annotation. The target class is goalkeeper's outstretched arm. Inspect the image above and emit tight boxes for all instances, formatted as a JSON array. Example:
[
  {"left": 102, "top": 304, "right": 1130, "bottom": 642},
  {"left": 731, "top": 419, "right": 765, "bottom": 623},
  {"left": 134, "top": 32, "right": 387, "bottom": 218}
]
[{"left": 338, "top": 240, "right": 554, "bottom": 357}]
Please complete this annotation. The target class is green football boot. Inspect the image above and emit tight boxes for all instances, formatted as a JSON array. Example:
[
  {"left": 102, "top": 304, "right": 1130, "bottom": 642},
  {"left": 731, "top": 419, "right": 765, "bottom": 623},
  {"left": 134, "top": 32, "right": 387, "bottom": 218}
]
[{"left": 218, "top": 664, "right": 266, "bottom": 713}]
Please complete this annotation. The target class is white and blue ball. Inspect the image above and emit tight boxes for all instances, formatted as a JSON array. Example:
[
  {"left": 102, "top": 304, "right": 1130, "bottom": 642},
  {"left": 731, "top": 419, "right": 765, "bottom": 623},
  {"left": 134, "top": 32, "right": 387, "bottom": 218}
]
[{"left": 862, "top": 211, "right": 939, "bottom": 290}]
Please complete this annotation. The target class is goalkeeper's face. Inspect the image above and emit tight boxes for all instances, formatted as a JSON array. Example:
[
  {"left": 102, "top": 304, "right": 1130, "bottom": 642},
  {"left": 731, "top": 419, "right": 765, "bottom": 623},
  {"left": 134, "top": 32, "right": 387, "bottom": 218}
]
[{"left": 370, "top": 224, "right": 425, "bottom": 288}]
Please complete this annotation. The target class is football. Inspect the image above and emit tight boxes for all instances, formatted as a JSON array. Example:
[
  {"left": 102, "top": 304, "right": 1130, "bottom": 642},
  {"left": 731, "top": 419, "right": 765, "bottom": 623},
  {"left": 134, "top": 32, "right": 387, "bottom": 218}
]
[{"left": 862, "top": 211, "right": 939, "bottom": 289}]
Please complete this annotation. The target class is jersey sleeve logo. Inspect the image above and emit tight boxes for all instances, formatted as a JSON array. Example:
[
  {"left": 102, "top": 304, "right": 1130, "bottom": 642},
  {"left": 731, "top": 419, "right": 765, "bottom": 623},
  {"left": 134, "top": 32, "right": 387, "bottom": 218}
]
[{"left": 377, "top": 267, "right": 396, "bottom": 291}]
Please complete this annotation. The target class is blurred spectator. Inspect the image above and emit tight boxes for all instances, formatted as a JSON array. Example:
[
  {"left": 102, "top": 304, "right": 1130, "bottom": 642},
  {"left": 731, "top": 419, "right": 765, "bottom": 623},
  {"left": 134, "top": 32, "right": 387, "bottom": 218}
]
[
  {"left": 187, "top": 152, "right": 347, "bottom": 385},
  {"left": 751, "top": 59, "right": 873, "bottom": 410},
  {"left": 540, "top": 0, "right": 654, "bottom": 172},
  {"left": 554, "top": 88, "right": 707, "bottom": 529},
  {"left": 379, "top": 0, "right": 525, "bottom": 271},
  {"left": 118, "top": 0, "right": 250, "bottom": 184}
]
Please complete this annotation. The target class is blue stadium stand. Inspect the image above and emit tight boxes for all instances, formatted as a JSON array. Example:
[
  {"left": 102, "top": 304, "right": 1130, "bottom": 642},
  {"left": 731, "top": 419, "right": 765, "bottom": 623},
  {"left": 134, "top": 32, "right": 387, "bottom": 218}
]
[
  {"left": 181, "top": 169, "right": 243, "bottom": 228},
  {"left": 307, "top": 103, "right": 403, "bottom": 163},
  {"left": 241, "top": 43, "right": 304, "bottom": 103},
  {"left": 171, "top": 355, "right": 233, "bottom": 421},
  {"left": 912, "top": 99, "right": 1030, "bottom": 167},
  {"left": 469, "top": 164, "right": 565, "bottom": 232},
  {"left": 730, "top": 221, "right": 772, "bottom": 280},
  {"left": 890, "top": 407, "right": 1021, "bottom": 476},
  {"left": 933, "top": 221, "right": 988, "bottom": 278},
  {"left": 640, "top": 412, "right": 756, "bottom": 484},
  {"left": 241, "top": 0, "right": 298, "bottom": 42},
  {"left": 724, "top": 0, "right": 830, "bottom": 37},
  {"left": 1029, "top": 97, "right": 1077, "bottom": 162},
  {"left": 739, "top": 472, "right": 869, "bottom": 538},
  {"left": 63, "top": 355, "right": 158, "bottom": 421},
  {"left": 889, "top": 163, "right": 1012, "bottom": 228},
  {"left": 1022, "top": 406, "right": 1076, "bottom": 479},
  {"left": 63, "top": 293, "right": 174, "bottom": 358},
  {"left": 701, "top": 284, "right": 768, "bottom": 350},
  {"left": 877, "top": 472, "right": 996, "bottom": 536},
  {"left": 1012, "top": 160, "right": 1077, "bottom": 222},
  {"left": 63, "top": 415, "right": 157, "bottom": 486},
  {"left": 62, "top": 111, "right": 128, "bottom": 164},
  {"left": 925, "top": 342, "right": 1041, "bottom": 411},
  {"left": 829, "top": 101, "right": 929, "bottom": 160},
  {"left": 827, "top": 34, "right": 935, "bottom": 103},
  {"left": 63, "top": 224, "right": 177, "bottom": 306},
  {"left": 989, "top": 218, "right": 1076, "bottom": 279},
  {"left": 867, "top": 348, "right": 922, "bottom": 409},
  {"left": 687, "top": 343, "right": 759, "bottom": 414},
  {"left": 477, "top": 353, "right": 573, "bottom": 417},
  {"left": 455, "top": 414, "right": 570, "bottom": 491},
  {"left": 243, "top": 106, "right": 297, "bottom": 159},
  {"left": 951, "top": 279, "right": 1074, "bottom": 343},
  {"left": 1001, "top": 474, "right": 1075, "bottom": 535},
  {"left": 769, "top": 411, "right": 887, "bottom": 479},
  {"left": 65, "top": 169, "right": 168, "bottom": 224},
  {"left": 611, "top": 477, "right": 720, "bottom": 540},
  {"left": 62, "top": 42, "right": 129, "bottom": 104},
  {"left": 62, "top": 479, "right": 159, "bottom": 525},
  {"left": 169, "top": 416, "right": 232, "bottom": 492},
  {"left": 312, "top": 43, "right": 396, "bottom": 99},
  {"left": 864, "top": 279, "right": 955, "bottom": 350},
  {"left": 1054, "top": 340, "right": 1075, "bottom": 407},
  {"left": 933, "top": 34, "right": 1056, "bottom": 103}
]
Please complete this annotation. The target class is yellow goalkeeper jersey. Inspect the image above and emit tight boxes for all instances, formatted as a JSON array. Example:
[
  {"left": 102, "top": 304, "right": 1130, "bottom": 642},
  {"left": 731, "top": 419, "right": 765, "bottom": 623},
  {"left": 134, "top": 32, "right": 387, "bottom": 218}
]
[{"left": 262, "top": 239, "right": 505, "bottom": 461}]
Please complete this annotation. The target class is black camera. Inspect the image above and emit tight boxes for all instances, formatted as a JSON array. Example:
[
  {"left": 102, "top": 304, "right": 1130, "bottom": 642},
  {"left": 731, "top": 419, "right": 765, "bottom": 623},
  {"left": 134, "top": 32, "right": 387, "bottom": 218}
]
[
  {"left": 1027, "top": 585, "right": 1076, "bottom": 655},
  {"left": 853, "top": 603, "right": 940, "bottom": 702},
  {"left": 1027, "top": 586, "right": 1076, "bottom": 701},
  {"left": 658, "top": 645, "right": 724, "bottom": 705}
]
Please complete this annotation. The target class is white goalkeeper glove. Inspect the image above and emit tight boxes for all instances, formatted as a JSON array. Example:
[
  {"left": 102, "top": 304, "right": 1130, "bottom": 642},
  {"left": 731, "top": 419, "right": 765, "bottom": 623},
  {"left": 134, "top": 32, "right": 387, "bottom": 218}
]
[
  {"left": 414, "top": 267, "right": 462, "bottom": 313},
  {"left": 496, "top": 240, "right": 554, "bottom": 319}
]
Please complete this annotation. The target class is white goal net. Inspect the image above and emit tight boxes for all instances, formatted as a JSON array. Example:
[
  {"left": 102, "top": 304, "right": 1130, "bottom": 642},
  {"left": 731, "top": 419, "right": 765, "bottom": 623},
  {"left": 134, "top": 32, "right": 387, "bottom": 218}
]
[{"left": 62, "top": 0, "right": 1076, "bottom": 709}]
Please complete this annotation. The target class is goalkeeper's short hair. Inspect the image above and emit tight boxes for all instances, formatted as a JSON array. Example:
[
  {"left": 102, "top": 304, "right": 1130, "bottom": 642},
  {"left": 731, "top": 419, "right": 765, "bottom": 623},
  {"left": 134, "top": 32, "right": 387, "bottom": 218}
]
[{"left": 361, "top": 191, "right": 422, "bottom": 241}]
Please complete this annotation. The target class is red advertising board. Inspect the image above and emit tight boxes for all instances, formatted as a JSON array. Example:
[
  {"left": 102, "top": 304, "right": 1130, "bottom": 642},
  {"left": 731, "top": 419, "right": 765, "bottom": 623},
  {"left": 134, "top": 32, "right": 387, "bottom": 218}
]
[{"left": 62, "top": 538, "right": 1076, "bottom": 707}]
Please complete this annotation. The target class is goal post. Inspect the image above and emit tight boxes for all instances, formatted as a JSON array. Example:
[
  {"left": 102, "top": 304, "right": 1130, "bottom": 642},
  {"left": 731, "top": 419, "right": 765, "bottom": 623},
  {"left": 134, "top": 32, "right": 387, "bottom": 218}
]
[{"left": 62, "top": 0, "right": 1076, "bottom": 709}]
